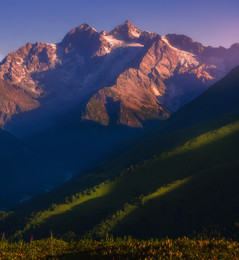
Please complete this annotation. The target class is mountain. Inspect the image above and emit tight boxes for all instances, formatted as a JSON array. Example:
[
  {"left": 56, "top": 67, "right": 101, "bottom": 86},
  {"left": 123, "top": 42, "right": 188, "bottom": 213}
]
[
  {"left": 0, "top": 21, "right": 238, "bottom": 210},
  {"left": 4, "top": 65, "right": 239, "bottom": 240},
  {"left": 8, "top": 109, "right": 239, "bottom": 241},
  {"left": 0, "top": 127, "right": 68, "bottom": 210},
  {"left": 0, "top": 79, "right": 39, "bottom": 125},
  {"left": 1, "top": 21, "right": 239, "bottom": 132},
  {"left": 146, "top": 65, "right": 239, "bottom": 136},
  {"left": 88, "top": 65, "right": 239, "bottom": 181}
]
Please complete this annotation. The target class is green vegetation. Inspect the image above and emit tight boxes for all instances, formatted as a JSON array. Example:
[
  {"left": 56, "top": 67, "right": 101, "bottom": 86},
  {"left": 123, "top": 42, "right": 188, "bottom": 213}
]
[
  {"left": 87, "top": 179, "right": 191, "bottom": 239},
  {"left": 1, "top": 236, "right": 239, "bottom": 259},
  {"left": 0, "top": 67, "right": 239, "bottom": 260},
  {"left": 2, "top": 66, "right": 239, "bottom": 244},
  {"left": 162, "top": 121, "right": 239, "bottom": 158},
  {"left": 8, "top": 116, "right": 239, "bottom": 240}
]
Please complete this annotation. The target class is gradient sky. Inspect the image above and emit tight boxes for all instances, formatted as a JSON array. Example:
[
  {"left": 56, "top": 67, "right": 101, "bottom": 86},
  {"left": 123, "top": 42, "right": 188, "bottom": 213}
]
[{"left": 0, "top": 0, "right": 239, "bottom": 61}]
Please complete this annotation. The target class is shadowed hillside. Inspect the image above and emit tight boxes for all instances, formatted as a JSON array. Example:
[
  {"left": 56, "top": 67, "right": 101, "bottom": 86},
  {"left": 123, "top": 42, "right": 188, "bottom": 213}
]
[{"left": 1, "top": 66, "right": 239, "bottom": 240}]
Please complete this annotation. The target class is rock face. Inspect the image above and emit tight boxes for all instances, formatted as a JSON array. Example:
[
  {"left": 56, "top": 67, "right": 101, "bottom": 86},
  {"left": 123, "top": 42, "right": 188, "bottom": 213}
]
[
  {"left": 0, "top": 79, "right": 39, "bottom": 125},
  {"left": 0, "top": 21, "right": 239, "bottom": 128},
  {"left": 0, "top": 42, "right": 60, "bottom": 96}
]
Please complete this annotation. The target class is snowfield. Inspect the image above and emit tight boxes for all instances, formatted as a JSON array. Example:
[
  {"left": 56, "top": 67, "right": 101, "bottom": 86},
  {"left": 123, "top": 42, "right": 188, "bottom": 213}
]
[{"left": 103, "top": 35, "right": 144, "bottom": 51}]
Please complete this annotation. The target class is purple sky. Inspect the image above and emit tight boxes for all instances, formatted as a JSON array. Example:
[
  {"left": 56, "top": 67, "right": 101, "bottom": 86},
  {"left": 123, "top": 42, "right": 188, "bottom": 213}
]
[{"left": 0, "top": 0, "right": 239, "bottom": 61}]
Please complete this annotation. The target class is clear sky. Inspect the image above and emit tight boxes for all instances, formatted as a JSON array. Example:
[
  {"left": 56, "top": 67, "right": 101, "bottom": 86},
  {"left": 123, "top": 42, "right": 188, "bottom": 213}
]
[{"left": 0, "top": 0, "right": 239, "bottom": 61}]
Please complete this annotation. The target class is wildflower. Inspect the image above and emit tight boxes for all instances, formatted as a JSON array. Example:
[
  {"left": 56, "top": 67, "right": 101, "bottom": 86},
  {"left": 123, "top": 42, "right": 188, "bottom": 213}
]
[{"left": 2, "top": 232, "right": 5, "bottom": 240}]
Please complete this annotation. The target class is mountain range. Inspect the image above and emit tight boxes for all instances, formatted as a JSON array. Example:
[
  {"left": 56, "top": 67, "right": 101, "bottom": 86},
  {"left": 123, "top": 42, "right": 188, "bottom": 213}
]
[
  {"left": 1, "top": 21, "right": 239, "bottom": 132},
  {"left": 0, "top": 21, "right": 239, "bottom": 239},
  {"left": 1, "top": 65, "right": 239, "bottom": 240}
]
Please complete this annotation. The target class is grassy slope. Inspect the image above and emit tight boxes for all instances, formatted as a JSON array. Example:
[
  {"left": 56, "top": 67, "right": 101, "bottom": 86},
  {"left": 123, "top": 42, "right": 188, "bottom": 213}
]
[
  {"left": 13, "top": 109, "right": 239, "bottom": 216},
  {"left": 95, "top": 161, "right": 239, "bottom": 239},
  {"left": 4, "top": 66, "right": 239, "bottom": 239},
  {"left": 13, "top": 66, "right": 239, "bottom": 215},
  {"left": 12, "top": 113, "right": 239, "bottom": 240}
]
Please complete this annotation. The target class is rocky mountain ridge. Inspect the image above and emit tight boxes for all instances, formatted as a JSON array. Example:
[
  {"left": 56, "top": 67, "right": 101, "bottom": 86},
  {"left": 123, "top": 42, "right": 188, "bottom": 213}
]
[{"left": 1, "top": 20, "right": 239, "bottom": 129}]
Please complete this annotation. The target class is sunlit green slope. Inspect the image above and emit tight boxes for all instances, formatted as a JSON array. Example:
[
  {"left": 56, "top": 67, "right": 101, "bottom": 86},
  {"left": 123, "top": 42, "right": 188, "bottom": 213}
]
[
  {"left": 2, "top": 66, "right": 239, "bottom": 240},
  {"left": 12, "top": 113, "right": 239, "bottom": 240},
  {"left": 13, "top": 66, "right": 239, "bottom": 216}
]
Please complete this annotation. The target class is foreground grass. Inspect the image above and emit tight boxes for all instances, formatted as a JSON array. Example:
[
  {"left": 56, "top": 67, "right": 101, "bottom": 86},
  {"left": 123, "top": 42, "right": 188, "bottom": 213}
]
[{"left": 0, "top": 237, "right": 239, "bottom": 259}]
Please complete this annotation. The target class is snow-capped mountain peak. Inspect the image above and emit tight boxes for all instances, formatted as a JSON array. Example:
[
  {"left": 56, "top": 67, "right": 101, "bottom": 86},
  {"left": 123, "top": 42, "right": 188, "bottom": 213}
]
[{"left": 0, "top": 21, "right": 239, "bottom": 128}]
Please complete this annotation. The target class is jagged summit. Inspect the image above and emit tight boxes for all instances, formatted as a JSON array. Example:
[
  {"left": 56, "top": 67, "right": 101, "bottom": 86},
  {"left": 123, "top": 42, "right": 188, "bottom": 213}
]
[
  {"left": 70, "top": 23, "right": 95, "bottom": 33},
  {"left": 61, "top": 23, "right": 98, "bottom": 39},
  {"left": 61, "top": 23, "right": 97, "bottom": 42},
  {"left": 110, "top": 20, "right": 142, "bottom": 40},
  {"left": 124, "top": 20, "right": 132, "bottom": 24},
  {"left": 60, "top": 23, "right": 100, "bottom": 54}
]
